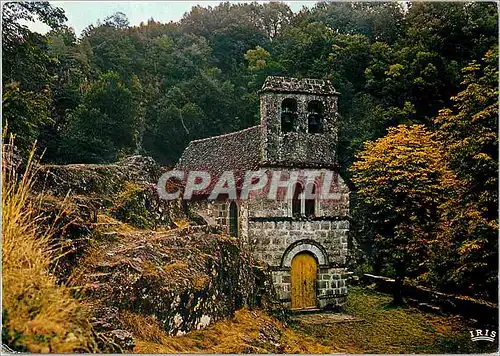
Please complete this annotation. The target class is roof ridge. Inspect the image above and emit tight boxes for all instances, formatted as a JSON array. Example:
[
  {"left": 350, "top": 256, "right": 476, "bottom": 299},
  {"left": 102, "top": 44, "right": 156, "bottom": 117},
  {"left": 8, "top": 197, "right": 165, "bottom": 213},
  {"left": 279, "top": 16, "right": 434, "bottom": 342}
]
[
  {"left": 189, "top": 125, "right": 262, "bottom": 145},
  {"left": 267, "top": 75, "right": 328, "bottom": 82}
]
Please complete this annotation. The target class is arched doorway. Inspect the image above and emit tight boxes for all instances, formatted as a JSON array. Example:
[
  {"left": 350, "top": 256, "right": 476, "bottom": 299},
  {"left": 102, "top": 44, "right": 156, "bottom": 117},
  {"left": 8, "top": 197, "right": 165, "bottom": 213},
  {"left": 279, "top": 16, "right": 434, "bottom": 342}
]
[
  {"left": 291, "top": 252, "right": 317, "bottom": 309},
  {"left": 229, "top": 201, "right": 238, "bottom": 237}
]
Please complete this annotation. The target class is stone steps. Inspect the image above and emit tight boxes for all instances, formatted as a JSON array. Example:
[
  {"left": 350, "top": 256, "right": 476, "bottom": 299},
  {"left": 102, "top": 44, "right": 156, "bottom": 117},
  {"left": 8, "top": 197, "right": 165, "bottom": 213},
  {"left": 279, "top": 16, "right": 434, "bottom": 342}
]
[{"left": 291, "top": 307, "right": 321, "bottom": 314}]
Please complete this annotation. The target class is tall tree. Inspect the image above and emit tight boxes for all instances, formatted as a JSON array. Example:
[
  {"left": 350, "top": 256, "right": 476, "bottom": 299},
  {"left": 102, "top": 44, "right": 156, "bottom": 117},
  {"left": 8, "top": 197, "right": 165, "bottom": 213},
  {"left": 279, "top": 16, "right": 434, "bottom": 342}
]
[
  {"left": 350, "top": 125, "right": 454, "bottom": 304},
  {"left": 39, "top": 26, "right": 91, "bottom": 162},
  {"left": 307, "top": 2, "right": 406, "bottom": 44},
  {"left": 2, "top": 1, "right": 66, "bottom": 152},
  {"left": 430, "top": 48, "right": 498, "bottom": 300}
]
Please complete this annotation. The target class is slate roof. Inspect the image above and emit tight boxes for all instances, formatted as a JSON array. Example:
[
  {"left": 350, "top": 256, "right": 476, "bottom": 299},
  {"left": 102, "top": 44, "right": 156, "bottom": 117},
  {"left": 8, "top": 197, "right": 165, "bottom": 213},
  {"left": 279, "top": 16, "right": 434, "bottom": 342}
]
[
  {"left": 176, "top": 125, "right": 262, "bottom": 195},
  {"left": 260, "top": 76, "right": 339, "bottom": 95}
]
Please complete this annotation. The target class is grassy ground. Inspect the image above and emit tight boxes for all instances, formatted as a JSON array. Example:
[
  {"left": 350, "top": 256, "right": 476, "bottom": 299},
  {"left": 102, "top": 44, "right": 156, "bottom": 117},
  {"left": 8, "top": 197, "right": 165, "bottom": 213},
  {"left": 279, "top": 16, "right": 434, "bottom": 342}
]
[
  {"left": 129, "top": 286, "right": 498, "bottom": 354},
  {"left": 295, "top": 286, "right": 497, "bottom": 354}
]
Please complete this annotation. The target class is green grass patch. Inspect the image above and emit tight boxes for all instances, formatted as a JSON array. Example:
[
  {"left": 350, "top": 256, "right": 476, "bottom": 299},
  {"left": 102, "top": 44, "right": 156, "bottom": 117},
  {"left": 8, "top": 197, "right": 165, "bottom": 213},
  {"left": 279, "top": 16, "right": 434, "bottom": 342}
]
[{"left": 294, "top": 286, "right": 498, "bottom": 354}]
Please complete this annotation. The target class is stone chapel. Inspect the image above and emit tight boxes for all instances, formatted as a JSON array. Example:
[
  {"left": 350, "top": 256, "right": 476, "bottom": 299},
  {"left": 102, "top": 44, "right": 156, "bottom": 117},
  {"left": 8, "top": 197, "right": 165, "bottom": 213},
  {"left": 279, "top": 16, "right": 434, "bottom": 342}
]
[{"left": 177, "top": 76, "right": 350, "bottom": 310}]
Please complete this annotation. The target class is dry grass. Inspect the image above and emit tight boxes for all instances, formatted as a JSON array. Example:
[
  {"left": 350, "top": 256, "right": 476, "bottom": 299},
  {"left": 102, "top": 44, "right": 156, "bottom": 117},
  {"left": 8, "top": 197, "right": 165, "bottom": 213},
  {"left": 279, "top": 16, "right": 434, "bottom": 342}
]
[
  {"left": 2, "top": 140, "right": 94, "bottom": 353},
  {"left": 123, "top": 308, "right": 334, "bottom": 354},
  {"left": 93, "top": 213, "right": 136, "bottom": 233},
  {"left": 173, "top": 219, "right": 190, "bottom": 229},
  {"left": 121, "top": 311, "right": 167, "bottom": 344}
]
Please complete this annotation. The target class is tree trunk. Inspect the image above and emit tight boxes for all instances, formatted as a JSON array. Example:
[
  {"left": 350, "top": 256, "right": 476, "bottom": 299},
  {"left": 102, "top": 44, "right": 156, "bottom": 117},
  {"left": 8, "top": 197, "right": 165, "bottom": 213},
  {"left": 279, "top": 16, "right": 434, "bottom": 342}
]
[
  {"left": 392, "top": 262, "right": 405, "bottom": 305},
  {"left": 392, "top": 275, "right": 404, "bottom": 305}
]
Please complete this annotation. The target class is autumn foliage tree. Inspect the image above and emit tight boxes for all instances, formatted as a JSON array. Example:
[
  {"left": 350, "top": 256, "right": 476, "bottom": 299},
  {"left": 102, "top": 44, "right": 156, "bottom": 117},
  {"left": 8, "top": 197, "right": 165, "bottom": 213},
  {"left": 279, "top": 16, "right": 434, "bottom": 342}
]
[
  {"left": 430, "top": 48, "right": 498, "bottom": 301},
  {"left": 350, "top": 125, "right": 454, "bottom": 304},
  {"left": 350, "top": 49, "right": 498, "bottom": 303}
]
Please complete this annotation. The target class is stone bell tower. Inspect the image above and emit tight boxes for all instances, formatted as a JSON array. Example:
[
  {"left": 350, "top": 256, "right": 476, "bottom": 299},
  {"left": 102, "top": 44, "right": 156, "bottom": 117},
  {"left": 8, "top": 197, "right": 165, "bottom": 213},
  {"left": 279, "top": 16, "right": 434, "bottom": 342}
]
[{"left": 258, "top": 76, "right": 339, "bottom": 168}]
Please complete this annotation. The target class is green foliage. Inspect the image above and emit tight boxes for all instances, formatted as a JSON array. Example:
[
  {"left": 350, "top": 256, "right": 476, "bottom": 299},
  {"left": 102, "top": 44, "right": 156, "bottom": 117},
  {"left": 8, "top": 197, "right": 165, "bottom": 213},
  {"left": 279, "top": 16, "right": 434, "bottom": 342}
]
[
  {"left": 60, "top": 72, "right": 139, "bottom": 163},
  {"left": 6, "top": 2, "right": 497, "bottom": 169},
  {"left": 2, "top": 82, "right": 52, "bottom": 152},
  {"left": 40, "top": 26, "right": 91, "bottom": 161},
  {"left": 436, "top": 48, "right": 498, "bottom": 203},
  {"left": 350, "top": 49, "right": 498, "bottom": 302},
  {"left": 245, "top": 46, "right": 272, "bottom": 71},
  {"left": 307, "top": 2, "right": 406, "bottom": 44},
  {"left": 274, "top": 21, "right": 336, "bottom": 78},
  {"left": 143, "top": 98, "right": 208, "bottom": 164},
  {"left": 2, "top": 1, "right": 66, "bottom": 153},
  {"left": 2, "top": 2, "right": 66, "bottom": 90}
]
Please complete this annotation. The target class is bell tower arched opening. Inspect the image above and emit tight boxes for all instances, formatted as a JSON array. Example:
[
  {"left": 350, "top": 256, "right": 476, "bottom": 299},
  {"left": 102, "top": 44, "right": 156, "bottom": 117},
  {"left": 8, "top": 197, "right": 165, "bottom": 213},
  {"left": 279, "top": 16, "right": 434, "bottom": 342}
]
[
  {"left": 307, "top": 100, "right": 324, "bottom": 134},
  {"left": 281, "top": 98, "right": 298, "bottom": 133}
]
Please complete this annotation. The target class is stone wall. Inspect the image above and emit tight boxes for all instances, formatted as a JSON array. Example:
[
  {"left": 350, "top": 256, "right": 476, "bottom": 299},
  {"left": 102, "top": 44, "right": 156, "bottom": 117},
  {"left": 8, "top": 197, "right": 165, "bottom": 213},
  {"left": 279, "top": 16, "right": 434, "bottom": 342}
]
[
  {"left": 189, "top": 201, "right": 240, "bottom": 236},
  {"left": 187, "top": 168, "right": 348, "bottom": 223},
  {"left": 243, "top": 168, "right": 349, "bottom": 219},
  {"left": 187, "top": 166, "right": 350, "bottom": 309},
  {"left": 73, "top": 227, "right": 272, "bottom": 350},
  {"left": 247, "top": 219, "right": 349, "bottom": 267},
  {"left": 246, "top": 219, "right": 349, "bottom": 309},
  {"left": 271, "top": 267, "right": 348, "bottom": 309}
]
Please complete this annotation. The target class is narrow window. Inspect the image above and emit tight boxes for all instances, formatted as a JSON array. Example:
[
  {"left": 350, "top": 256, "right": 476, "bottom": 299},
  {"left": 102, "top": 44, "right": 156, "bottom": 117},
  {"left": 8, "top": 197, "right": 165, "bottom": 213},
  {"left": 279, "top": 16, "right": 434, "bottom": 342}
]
[
  {"left": 292, "top": 183, "right": 302, "bottom": 217},
  {"left": 304, "top": 183, "right": 316, "bottom": 217},
  {"left": 307, "top": 100, "right": 324, "bottom": 134},
  {"left": 217, "top": 203, "right": 227, "bottom": 226},
  {"left": 229, "top": 201, "right": 238, "bottom": 237},
  {"left": 281, "top": 98, "right": 298, "bottom": 133}
]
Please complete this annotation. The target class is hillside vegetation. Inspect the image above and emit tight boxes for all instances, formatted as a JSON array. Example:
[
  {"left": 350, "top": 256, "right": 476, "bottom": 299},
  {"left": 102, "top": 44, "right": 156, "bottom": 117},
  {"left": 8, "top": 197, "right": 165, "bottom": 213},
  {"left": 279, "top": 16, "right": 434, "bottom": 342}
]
[{"left": 2, "top": 144, "right": 273, "bottom": 352}]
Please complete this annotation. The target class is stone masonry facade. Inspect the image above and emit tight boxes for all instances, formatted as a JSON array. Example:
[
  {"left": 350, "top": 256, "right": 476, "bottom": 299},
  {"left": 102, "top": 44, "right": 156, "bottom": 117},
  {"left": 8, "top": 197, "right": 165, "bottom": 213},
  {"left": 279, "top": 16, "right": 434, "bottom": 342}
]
[{"left": 177, "top": 76, "right": 350, "bottom": 310}]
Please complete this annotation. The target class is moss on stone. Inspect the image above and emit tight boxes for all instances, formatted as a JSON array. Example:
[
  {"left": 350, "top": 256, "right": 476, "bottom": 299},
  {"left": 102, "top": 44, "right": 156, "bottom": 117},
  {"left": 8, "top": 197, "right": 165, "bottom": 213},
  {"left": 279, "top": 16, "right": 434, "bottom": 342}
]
[{"left": 110, "top": 182, "right": 155, "bottom": 229}]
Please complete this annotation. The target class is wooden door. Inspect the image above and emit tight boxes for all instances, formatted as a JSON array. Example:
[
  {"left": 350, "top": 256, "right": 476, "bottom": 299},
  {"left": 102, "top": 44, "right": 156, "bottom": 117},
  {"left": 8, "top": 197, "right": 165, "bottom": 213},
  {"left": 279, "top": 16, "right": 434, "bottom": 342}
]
[{"left": 291, "top": 252, "right": 317, "bottom": 309}]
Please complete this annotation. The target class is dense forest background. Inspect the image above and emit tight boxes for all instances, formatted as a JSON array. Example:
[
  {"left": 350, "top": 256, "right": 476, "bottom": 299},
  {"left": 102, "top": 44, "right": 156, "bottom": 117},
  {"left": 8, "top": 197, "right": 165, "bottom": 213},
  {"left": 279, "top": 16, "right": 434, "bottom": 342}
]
[{"left": 2, "top": 2, "right": 498, "bottom": 302}]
